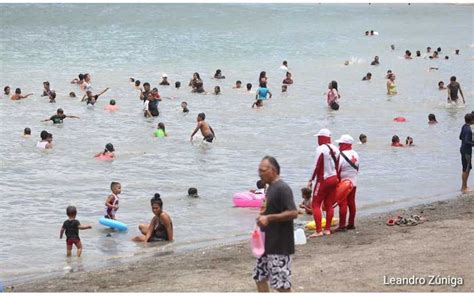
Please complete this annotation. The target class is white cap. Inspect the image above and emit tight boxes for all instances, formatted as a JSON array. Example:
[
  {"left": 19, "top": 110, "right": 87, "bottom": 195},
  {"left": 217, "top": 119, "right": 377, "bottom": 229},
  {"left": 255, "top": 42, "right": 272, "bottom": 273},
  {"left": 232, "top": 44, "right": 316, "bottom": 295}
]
[
  {"left": 314, "top": 128, "right": 331, "bottom": 137},
  {"left": 162, "top": 73, "right": 168, "bottom": 78},
  {"left": 336, "top": 134, "right": 354, "bottom": 144}
]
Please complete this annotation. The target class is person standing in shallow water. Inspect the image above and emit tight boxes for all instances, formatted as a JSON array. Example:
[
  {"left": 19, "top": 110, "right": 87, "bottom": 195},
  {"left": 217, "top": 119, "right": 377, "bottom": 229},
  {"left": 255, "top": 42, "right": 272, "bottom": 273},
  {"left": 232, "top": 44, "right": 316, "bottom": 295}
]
[{"left": 253, "top": 156, "right": 298, "bottom": 292}]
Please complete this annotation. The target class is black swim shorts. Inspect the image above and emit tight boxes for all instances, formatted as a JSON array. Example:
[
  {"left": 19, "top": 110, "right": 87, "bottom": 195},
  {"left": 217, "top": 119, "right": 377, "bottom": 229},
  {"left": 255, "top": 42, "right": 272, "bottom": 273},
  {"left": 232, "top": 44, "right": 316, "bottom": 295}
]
[
  {"left": 461, "top": 153, "right": 472, "bottom": 172},
  {"left": 204, "top": 135, "right": 214, "bottom": 143},
  {"left": 253, "top": 254, "right": 292, "bottom": 290}
]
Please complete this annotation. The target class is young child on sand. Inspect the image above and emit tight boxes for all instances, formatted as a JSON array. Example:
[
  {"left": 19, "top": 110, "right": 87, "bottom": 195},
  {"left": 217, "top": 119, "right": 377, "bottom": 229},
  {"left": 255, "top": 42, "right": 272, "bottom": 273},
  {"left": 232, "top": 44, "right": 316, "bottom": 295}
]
[
  {"left": 190, "top": 113, "right": 215, "bottom": 143},
  {"left": 95, "top": 143, "right": 115, "bottom": 160},
  {"left": 154, "top": 122, "right": 167, "bottom": 138},
  {"left": 104, "top": 182, "right": 121, "bottom": 220},
  {"left": 59, "top": 206, "right": 92, "bottom": 257},
  {"left": 298, "top": 187, "right": 313, "bottom": 215}
]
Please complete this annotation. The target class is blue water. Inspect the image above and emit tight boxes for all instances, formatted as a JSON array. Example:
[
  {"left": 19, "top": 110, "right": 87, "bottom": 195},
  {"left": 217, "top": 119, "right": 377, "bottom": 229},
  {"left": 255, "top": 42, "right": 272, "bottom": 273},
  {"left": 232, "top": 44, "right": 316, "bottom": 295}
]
[{"left": 0, "top": 3, "right": 473, "bottom": 284}]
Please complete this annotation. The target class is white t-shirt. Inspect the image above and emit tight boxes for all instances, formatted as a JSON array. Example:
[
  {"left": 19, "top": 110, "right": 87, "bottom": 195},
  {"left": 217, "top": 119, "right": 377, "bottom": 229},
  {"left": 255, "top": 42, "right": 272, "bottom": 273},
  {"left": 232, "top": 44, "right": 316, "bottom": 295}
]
[
  {"left": 314, "top": 143, "right": 340, "bottom": 180},
  {"left": 279, "top": 65, "right": 288, "bottom": 72},
  {"left": 338, "top": 150, "right": 359, "bottom": 186},
  {"left": 36, "top": 141, "right": 48, "bottom": 149}
]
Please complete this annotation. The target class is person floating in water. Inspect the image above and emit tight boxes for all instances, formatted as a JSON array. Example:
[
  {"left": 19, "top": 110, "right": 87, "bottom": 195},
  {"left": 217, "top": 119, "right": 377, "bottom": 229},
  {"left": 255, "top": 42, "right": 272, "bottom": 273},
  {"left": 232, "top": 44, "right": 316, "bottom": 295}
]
[
  {"left": 23, "top": 127, "right": 31, "bottom": 138},
  {"left": 10, "top": 88, "right": 33, "bottom": 100},
  {"left": 159, "top": 74, "right": 170, "bottom": 86},
  {"left": 190, "top": 112, "right": 215, "bottom": 143},
  {"left": 95, "top": 143, "right": 115, "bottom": 160},
  {"left": 362, "top": 73, "right": 372, "bottom": 81},
  {"left": 59, "top": 206, "right": 92, "bottom": 257},
  {"left": 428, "top": 113, "right": 438, "bottom": 124},
  {"left": 359, "top": 134, "right": 367, "bottom": 144},
  {"left": 370, "top": 56, "right": 380, "bottom": 66},
  {"left": 104, "top": 182, "right": 122, "bottom": 220},
  {"left": 181, "top": 101, "right": 189, "bottom": 113},
  {"left": 36, "top": 130, "right": 53, "bottom": 150},
  {"left": 213, "top": 86, "right": 221, "bottom": 95},
  {"left": 82, "top": 88, "right": 109, "bottom": 106},
  {"left": 233, "top": 80, "right": 242, "bottom": 89},
  {"left": 132, "top": 193, "right": 173, "bottom": 244},
  {"left": 105, "top": 99, "right": 118, "bottom": 112},
  {"left": 154, "top": 122, "right": 168, "bottom": 138},
  {"left": 391, "top": 135, "right": 403, "bottom": 147},
  {"left": 214, "top": 69, "right": 226, "bottom": 79},
  {"left": 42, "top": 108, "right": 79, "bottom": 124}
]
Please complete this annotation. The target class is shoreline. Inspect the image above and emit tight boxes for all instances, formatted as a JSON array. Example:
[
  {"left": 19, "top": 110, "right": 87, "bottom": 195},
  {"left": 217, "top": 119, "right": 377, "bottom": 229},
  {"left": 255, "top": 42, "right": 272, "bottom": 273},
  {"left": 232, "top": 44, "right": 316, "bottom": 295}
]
[{"left": 13, "top": 193, "right": 474, "bottom": 292}]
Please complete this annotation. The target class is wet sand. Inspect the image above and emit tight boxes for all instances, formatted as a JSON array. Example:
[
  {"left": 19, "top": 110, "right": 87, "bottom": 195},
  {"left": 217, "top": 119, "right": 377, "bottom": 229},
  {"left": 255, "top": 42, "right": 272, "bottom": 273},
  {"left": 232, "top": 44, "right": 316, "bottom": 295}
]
[{"left": 14, "top": 194, "right": 474, "bottom": 292}]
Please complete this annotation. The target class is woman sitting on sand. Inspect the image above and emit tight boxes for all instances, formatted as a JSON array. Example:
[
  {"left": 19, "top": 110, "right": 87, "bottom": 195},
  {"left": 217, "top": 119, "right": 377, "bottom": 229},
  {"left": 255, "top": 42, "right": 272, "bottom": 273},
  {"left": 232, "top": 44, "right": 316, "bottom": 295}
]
[{"left": 133, "top": 193, "right": 173, "bottom": 244}]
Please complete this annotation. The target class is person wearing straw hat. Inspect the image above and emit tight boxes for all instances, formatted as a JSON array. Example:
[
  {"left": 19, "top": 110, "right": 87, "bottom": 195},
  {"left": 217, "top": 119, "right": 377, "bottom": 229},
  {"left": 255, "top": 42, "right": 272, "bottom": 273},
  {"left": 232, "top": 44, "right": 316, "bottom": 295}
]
[
  {"left": 159, "top": 73, "right": 170, "bottom": 86},
  {"left": 335, "top": 134, "right": 360, "bottom": 232},
  {"left": 307, "top": 128, "right": 340, "bottom": 238}
]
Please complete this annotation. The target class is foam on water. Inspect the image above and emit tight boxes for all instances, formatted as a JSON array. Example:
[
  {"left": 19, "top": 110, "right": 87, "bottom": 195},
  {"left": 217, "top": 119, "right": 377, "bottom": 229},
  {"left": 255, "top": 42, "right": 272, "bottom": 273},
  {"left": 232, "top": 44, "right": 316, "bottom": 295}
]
[{"left": 0, "top": 3, "right": 473, "bottom": 283}]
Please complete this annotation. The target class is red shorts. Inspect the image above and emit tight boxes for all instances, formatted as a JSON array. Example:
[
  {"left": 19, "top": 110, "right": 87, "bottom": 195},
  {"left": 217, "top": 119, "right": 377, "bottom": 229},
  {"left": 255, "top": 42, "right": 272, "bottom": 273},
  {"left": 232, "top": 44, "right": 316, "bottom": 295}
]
[{"left": 66, "top": 238, "right": 81, "bottom": 247}]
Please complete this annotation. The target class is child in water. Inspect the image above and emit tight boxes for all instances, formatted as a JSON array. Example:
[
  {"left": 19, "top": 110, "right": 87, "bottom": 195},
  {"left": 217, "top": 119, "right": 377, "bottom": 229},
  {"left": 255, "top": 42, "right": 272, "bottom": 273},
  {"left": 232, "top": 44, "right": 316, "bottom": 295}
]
[
  {"left": 252, "top": 99, "right": 263, "bottom": 108},
  {"left": 359, "top": 134, "right": 367, "bottom": 144},
  {"left": 95, "top": 143, "right": 115, "bottom": 160},
  {"left": 181, "top": 101, "right": 189, "bottom": 113},
  {"left": 298, "top": 187, "right": 313, "bottom": 215},
  {"left": 23, "top": 127, "right": 31, "bottom": 138},
  {"left": 104, "top": 182, "right": 122, "bottom": 220},
  {"left": 406, "top": 136, "right": 414, "bottom": 146},
  {"left": 391, "top": 135, "right": 403, "bottom": 147},
  {"left": 59, "top": 206, "right": 92, "bottom": 257},
  {"left": 250, "top": 180, "right": 266, "bottom": 195},
  {"left": 154, "top": 122, "right": 167, "bottom": 138},
  {"left": 105, "top": 99, "right": 118, "bottom": 112},
  {"left": 213, "top": 86, "right": 221, "bottom": 95},
  {"left": 190, "top": 113, "right": 215, "bottom": 143},
  {"left": 428, "top": 113, "right": 438, "bottom": 124}
]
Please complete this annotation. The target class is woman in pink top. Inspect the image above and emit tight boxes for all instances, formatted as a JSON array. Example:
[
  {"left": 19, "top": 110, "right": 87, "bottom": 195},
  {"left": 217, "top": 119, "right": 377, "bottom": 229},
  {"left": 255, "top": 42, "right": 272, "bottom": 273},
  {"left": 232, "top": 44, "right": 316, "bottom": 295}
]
[{"left": 326, "top": 81, "right": 340, "bottom": 110}]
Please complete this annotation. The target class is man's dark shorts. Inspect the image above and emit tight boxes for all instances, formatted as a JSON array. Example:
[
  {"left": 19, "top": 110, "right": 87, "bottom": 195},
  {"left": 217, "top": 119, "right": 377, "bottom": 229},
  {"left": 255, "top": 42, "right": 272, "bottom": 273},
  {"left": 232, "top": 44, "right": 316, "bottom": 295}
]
[{"left": 462, "top": 153, "right": 472, "bottom": 172}]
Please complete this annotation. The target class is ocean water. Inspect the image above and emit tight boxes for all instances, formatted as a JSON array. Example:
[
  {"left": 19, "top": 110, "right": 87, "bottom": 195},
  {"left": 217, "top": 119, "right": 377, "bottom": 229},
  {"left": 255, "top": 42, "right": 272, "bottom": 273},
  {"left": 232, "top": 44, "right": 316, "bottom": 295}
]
[{"left": 0, "top": 4, "right": 473, "bottom": 284}]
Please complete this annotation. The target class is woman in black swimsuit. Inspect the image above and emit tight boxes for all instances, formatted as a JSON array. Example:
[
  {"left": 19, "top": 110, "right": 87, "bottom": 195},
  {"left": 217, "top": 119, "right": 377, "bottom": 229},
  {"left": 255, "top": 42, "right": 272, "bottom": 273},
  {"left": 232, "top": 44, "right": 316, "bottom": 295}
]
[{"left": 132, "top": 193, "right": 173, "bottom": 244}]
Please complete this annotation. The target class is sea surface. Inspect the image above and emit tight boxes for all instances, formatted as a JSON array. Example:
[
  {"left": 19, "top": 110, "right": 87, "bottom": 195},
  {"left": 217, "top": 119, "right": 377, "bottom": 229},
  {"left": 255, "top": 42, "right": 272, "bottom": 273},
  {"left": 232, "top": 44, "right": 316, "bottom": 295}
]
[{"left": 0, "top": 3, "right": 473, "bottom": 284}]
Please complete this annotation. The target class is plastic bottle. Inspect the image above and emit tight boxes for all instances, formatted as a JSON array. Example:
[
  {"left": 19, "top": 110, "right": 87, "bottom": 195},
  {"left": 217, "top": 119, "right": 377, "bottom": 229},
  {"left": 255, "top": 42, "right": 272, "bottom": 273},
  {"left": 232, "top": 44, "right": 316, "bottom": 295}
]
[{"left": 294, "top": 228, "right": 307, "bottom": 245}]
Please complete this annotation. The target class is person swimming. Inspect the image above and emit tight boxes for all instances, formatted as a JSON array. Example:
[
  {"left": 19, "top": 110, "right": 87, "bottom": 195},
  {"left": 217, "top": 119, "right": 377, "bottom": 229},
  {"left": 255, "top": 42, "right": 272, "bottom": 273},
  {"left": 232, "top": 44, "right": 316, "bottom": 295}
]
[
  {"left": 181, "top": 101, "right": 189, "bottom": 113},
  {"left": 391, "top": 135, "right": 403, "bottom": 147},
  {"left": 213, "top": 86, "right": 221, "bottom": 95},
  {"left": 362, "top": 73, "right": 372, "bottom": 81},
  {"left": 154, "top": 122, "right": 167, "bottom": 138},
  {"left": 214, "top": 69, "right": 225, "bottom": 79},
  {"left": 359, "top": 134, "right": 367, "bottom": 144},
  {"left": 23, "top": 127, "right": 31, "bottom": 138},
  {"left": 95, "top": 143, "right": 115, "bottom": 160},
  {"left": 387, "top": 74, "right": 397, "bottom": 95},
  {"left": 105, "top": 99, "right": 118, "bottom": 112},
  {"left": 428, "top": 113, "right": 438, "bottom": 124}
]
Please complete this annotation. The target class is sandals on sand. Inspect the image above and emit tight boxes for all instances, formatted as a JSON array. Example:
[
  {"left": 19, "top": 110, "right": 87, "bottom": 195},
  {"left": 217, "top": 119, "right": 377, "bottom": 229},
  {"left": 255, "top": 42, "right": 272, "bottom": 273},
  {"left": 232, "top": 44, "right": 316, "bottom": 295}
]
[{"left": 386, "top": 215, "right": 426, "bottom": 227}]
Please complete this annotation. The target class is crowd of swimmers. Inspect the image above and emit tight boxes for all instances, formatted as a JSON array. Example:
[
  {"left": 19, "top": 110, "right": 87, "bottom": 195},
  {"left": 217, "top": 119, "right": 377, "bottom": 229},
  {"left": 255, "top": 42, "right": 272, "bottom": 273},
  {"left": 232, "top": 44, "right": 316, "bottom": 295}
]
[{"left": 2, "top": 36, "right": 470, "bottom": 259}]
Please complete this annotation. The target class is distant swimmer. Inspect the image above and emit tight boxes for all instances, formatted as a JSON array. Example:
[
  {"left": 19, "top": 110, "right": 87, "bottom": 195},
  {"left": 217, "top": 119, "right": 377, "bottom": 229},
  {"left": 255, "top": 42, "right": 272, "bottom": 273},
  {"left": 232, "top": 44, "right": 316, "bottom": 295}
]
[
  {"left": 104, "top": 182, "right": 122, "bottom": 220},
  {"left": 362, "top": 73, "right": 372, "bottom": 81},
  {"left": 438, "top": 81, "right": 446, "bottom": 90},
  {"left": 47, "top": 91, "right": 56, "bottom": 103},
  {"left": 370, "top": 56, "right": 380, "bottom": 66},
  {"left": 82, "top": 87, "right": 109, "bottom": 106},
  {"left": 233, "top": 80, "right": 242, "bottom": 89},
  {"left": 282, "top": 72, "right": 293, "bottom": 85},
  {"left": 405, "top": 136, "right": 414, "bottom": 147},
  {"left": 11, "top": 88, "right": 33, "bottom": 100},
  {"left": 188, "top": 187, "right": 199, "bottom": 198},
  {"left": 214, "top": 69, "right": 226, "bottom": 79},
  {"left": 159, "top": 74, "right": 170, "bottom": 86},
  {"left": 23, "top": 127, "right": 31, "bottom": 138},
  {"left": 189, "top": 72, "right": 205, "bottom": 93},
  {"left": 391, "top": 135, "right": 403, "bottom": 147},
  {"left": 105, "top": 99, "right": 118, "bottom": 112},
  {"left": 95, "top": 143, "right": 115, "bottom": 160},
  {"left": 41, "top": 81, "right": 52, "bottom": 97},
  {"left": 69, "top": 92, "right": 76, "bottom": 98},
  {"left": 60, "top": 206, "right": 92, "bottom": 257},
  {"left": 326, "top": 80, "right": 340, "bottom": 110},
  {"left": 385, "top": 70, "right": 393, "bottom": 79},
  {"left": 259, "top": 71, "right": 267, "bottom": 85},
  {"left": 190, "top": 112, "right": 215, "bottom": 143},
  {"left": 213, "top": 86, "right": 221, "bottom": 95},
  {"left": 132, "top": 193, "right": 173, "bottom": 244},
  {"left": 280, "top": 60, "right": 289, "bottom": 72},
  {"left": 134, "top": 80, "right": 141, "bottom": 90},
  {"left": 246, "top": 83, "right": 254, "bottom": 94},
  {"left": 416, "top": 50, "right": 421, "bottom": 57},
  {"left": 42, "top": 108, "right": 80, "bottom": 124},
  {"left": 70, "top": 73, "right": 84, "bottom": 85},
  {"left": 390, "top": 44, "right": 395, "bottom": 50},
  {"left": 3, "top": 86, "right": 11, "bottom": 98},
  {"left": 181, "top": 101, "right": 189, "bottom": 113},
  {"left": 36, "top": 130, "right": 53, "bottom": 150},
  {"left": 175, "top": 81, "right": 181, "bottom": 90},
  {"left": 154, "top": 122, "right": 167, "bottom": 138},
  {"left": 428, "top": 113, "right": 438, "bottom": 125},
  {"left": 387, "top": 74, "right": 397, "bottom": 95},
  {"left": 80, "top": 73, "right": 92, "bottom": 91},
  {"left": 281, "top": 85, "right": 288, "bottom": 93},
  {"left": 455, "top": 49, "right": 460, "bottom": 55},
  {"left": 404, "top": 50, "right": 413, "bottom": 59},
  {"left": 359, "top": 134, "right": 367, "bottom": 144},
  {"left": 447, "top": 76, "right": 465, "bottom": 104}
]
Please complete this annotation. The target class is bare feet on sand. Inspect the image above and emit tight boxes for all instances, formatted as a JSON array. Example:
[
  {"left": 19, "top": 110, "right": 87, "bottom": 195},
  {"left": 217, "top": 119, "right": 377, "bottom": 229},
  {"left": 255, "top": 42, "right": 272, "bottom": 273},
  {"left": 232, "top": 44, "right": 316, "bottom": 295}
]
[{"left": 308, "top": 232, "right": 323, "bottom": 238}]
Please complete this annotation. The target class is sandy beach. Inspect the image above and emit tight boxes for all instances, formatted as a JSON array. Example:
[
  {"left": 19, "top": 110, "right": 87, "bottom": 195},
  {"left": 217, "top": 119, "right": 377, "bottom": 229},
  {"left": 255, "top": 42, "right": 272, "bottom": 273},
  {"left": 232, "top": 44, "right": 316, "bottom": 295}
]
[{"left": 14, "top": 194, "right": 473, "bottom": 292}]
